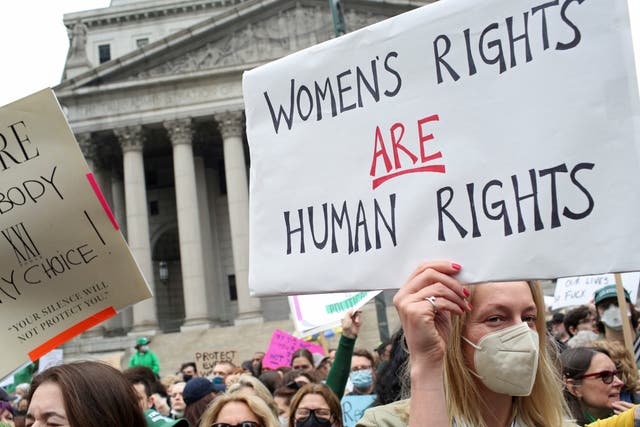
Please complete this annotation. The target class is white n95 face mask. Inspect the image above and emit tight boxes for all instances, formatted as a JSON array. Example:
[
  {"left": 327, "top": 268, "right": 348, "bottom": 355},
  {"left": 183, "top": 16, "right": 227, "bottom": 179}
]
[
  {"left": 462, "top": 322, "right": 539, "bottom": 396},
  {"left": 601, "top": 305, "right": 629, "bottom": 331}
]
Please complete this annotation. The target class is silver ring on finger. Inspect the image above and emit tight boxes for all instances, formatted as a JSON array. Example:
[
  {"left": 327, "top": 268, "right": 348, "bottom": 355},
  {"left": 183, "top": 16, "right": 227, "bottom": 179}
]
[{"left": 425, "top": 296, "right": 438, "bottom": 315}]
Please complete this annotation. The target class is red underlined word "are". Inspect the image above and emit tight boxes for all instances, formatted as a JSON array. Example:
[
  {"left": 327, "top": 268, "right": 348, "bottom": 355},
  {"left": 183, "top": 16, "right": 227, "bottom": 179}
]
[{"left": 369, "top": 114, "right": 445, "bottom": 190}]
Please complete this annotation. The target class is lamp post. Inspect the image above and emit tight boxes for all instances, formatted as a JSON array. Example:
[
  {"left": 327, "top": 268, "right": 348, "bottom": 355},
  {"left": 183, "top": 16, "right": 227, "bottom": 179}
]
[
  {"left": 327, "top": 0, "right": 391, "bottom": 345},
  {"left": 159, "top": 260, "right": 169, "bottom": 283}
]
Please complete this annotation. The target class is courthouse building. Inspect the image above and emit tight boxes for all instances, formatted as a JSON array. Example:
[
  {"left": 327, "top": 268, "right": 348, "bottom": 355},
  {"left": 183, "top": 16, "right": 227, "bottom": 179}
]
[{"left": 55, "top": 0, "right": 428, "bottom": 337}]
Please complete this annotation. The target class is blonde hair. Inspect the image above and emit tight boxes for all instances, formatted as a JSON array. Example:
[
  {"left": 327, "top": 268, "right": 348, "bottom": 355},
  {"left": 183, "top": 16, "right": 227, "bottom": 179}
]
[
  {"left": 226, "top": 374, "right": 279, "bottom": 419},
  {"left": 160, "top": 374, "right": 181, "bottom": 391},
  {"left": 592, "top": 340, "right": 639, "bottom": 391},
  {"left": 199, "top": 392, "right": 280, "bottom": 427},
  {"left": 443, "top": 281, "right": 567, "bottom": 427}
]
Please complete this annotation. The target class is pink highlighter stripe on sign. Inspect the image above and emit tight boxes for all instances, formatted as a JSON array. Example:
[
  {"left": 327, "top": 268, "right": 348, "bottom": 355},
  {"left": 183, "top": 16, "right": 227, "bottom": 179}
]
[{"left": 86, "top": 173, "right": 119, "bottom": 230}]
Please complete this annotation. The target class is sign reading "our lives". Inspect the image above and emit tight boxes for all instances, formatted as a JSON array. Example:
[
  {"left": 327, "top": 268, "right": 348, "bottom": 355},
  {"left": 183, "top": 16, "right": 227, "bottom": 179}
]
[{"left": 243, "top": 0, "right": 640, "bottom": 296}]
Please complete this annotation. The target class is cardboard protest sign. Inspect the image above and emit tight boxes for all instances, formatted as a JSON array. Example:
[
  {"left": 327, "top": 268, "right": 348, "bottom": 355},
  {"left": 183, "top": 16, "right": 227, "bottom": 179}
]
[
  {"left": 552, "top": 273, "right": 640, "bottom": 310},
  {"left": 289, "top": 291, "right": 380, "bottom": 336},
  {"left": 243, "top": 0, "right": 640, "bottom": 296},
  {"left": 341, "top": 394, "right": 376, "bottom": 427},
  {"left": 37, "top": 349, "right": 63, "bottom": 372},
  {"left": 262, "top": 329, "right": 324, "bottom": 369},
  {"left": 0, "top": 89, "right": 152, "bottom": 378},
  {"left": 194, "top": 350, "right": 239, "bottom": 378}
]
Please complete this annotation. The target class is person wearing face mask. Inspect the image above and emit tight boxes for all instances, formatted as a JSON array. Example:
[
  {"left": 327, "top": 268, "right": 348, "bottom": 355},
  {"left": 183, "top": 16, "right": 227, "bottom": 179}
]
[
  {"left": 325, "top": 310, "right": 362, "bottom": 398},
  {"left": 275, "top": 387, "right": 297, "bottom": 427},
  {"left": 129, "top": 337, "right": 160, "bottom": 376},
  {"left": 288, "top": 384, "right": 343, "bottom": 427},
  {"left": 179, "top": 362, "right": 198, "bottom": 383},
  {"left": 168, "top": 382, "right": 186, "bottom": 419},
  {"left": 356, "top": 261, "right": 640, "bottom": 427},
  {"left": 211, "top": 361, "right": 235, "bottom": 391},
  {"left": 593, "top": 285, "right": 640, "bottom": 368},
  {"left": 348, "top": 349, "right": 376, "bottom": 395}
]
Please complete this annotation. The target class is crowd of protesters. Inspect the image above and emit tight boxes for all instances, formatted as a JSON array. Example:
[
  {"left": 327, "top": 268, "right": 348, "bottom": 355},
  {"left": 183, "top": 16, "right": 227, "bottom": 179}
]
[{"left": 1, "top": 279, "right": 640, "bottom": 426}]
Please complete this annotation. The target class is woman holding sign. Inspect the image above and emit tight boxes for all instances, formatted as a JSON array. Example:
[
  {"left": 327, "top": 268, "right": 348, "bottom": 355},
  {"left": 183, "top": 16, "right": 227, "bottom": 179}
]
[{"left": 370, "top": 261, "right": 639, "bottom": 427}]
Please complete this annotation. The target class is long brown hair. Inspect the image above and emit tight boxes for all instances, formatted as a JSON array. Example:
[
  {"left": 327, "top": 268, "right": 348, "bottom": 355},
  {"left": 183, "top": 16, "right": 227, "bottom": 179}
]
[
  {"left": 184, "top": 393, "right": 216, "bottom": 426},
  {"left": 28, "top": 361, "right": 146, "bottom": 427},
  {"left": 288, "top": 383, "right": 343, "bottom": 427}
]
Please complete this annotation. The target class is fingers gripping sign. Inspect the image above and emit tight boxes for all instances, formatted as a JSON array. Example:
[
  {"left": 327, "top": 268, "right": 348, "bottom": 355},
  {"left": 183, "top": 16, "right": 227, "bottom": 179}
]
[
  {"left": 393, "top": 261, "right": 471, "bottom": 362},
  {"left": 341, "top": 309, "right": 362, "bottom": 339}
]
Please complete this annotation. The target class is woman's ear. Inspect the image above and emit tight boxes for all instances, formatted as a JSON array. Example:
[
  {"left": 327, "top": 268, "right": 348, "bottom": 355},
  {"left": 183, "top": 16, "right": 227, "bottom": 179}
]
[{"left": 565, "top": 378, "right": 582, "bottom": 397}]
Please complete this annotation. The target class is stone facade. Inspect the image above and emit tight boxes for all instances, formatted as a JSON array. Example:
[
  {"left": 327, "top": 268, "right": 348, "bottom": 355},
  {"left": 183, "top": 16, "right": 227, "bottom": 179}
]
[{"left": 56, "top": 0, "right": 430, "bottom": 358}]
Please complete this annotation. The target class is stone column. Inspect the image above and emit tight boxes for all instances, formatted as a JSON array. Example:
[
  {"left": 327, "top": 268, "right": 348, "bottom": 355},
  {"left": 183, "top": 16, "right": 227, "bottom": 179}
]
[
  {"left": 114, "top": 126, "right": 157, "bottom": 333},
  {"left": 75, "top": 133, "right": 108, "bottom": 337},
  {"left": 109, "top": 170, "right": 133, "bottom": 332},
  {"left": 215, "top": 111, "right": 262, "bottom": 323},
  {"left": 205, "top": 167, "right": 231, "bottom": 322},
  {"left": 194, "top": 157, "right": 220, "bottom": 323},
  {"left": 164, "top": 119, "right": 211, "bottom": 330},
  {"left": 76, "top": 132, "right": 113, "bottom": 208},
  {"left": 111, "top": 170, "right": 127, "bottom": 240}
]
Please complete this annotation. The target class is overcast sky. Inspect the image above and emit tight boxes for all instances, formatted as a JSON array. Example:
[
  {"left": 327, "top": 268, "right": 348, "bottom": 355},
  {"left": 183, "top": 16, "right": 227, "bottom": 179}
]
[
  {"left": 0, "top": 0, "right": 110, "bottom": 106},
  {"left": 0, "top": 0, "right": 638, "bottom": 107}
]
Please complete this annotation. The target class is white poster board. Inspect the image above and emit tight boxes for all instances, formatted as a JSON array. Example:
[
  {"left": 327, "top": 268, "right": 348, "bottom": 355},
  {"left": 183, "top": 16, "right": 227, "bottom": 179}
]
[
  {"left": 552, "top": 273, "right": 640, "bottom": 310},
  {"left": 243, "top": 0, "right": 640, "bottom": 296},
  {"left": 0, "top": 89, "right": 152, "bottom": 378},
  {"left": 289, "top": 291, "right": 380, "bottom": 336}
]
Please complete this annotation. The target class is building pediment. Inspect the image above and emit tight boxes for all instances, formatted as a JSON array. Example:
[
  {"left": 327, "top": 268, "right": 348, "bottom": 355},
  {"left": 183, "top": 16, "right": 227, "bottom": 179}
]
[{"left": 56, "top": 0, "right": 423, "bottom": 93}]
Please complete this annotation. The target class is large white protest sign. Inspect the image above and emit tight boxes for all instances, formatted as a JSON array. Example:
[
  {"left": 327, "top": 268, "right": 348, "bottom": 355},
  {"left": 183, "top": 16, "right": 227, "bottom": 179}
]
[
  {"left": 289, "top": 291, "right": 380, "bottom": 336},
  {"left": 552, "top": 273, "right": 640, "bottom": 310},
  {"left": 0, "top": 89, "right": 152, "bottom": 378},
  {"left": 243, "top": 0, "right": 640, "bottom": 296}
]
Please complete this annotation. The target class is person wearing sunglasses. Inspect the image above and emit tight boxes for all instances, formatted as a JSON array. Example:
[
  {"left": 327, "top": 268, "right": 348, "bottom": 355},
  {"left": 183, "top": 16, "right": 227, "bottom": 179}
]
[
  {"left": 562, "top": 346, "right": 632, "bottom": 425},
  {"left": 199, "top": 392, "right": 279, "bottom": 427},
  {"left": 288, "top": 383, "right": 342, "bottom": 427}
]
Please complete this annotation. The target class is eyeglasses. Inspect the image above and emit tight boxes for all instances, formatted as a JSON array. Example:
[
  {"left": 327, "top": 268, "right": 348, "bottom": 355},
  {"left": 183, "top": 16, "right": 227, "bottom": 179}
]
[
  {"left": 212, "top": 422, "right": 261, "bottom": 427},
  {"left": 295, "top": 408, "right": 332, "bottom": 420},
  {"left": 578, "top": 370, "right": 620, "bottom": 384}
]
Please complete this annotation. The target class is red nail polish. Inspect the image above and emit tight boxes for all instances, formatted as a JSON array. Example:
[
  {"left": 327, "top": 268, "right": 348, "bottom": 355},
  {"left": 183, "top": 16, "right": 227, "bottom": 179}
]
[
  {"left": 463, "top": 287, "right": 470, "bottom": 297},
  {"left": 467, "top": 302, "right": 473, "bottom": 311},
  {"left": 452, "top": 263, "right": 461, "bottom": 271}
]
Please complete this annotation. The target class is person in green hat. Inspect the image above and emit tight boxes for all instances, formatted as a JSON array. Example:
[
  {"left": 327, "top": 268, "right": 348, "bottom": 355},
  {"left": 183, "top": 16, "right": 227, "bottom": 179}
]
[
  {"left": 593, "top": 284, "right": 640, "bottom": 367},
  {"left": 129, "top": 337, "right": 161, "bottom": 376},
  {"left": 144, "top": 409, "right": 189, "bottom": 427}
]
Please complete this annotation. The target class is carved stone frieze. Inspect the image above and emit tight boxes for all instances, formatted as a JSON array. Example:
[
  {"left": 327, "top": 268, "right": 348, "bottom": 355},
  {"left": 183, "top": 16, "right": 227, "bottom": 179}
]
[
  {"left": 114, "top": 125, "right": 145, "bottom": 152},
  {"left": 66, "top": 82, "right": 241, "bottom": 124},
  {"left": 164, "top": 118, "right": 193, "bottom": 146},
  {"left": 215, "top": 111, "right": 244, "bottom": 139},
  {"left": 76, "top": 133, "right": 95, "bottom": 160},
  {"left": 130, "top": 5, "right": 388, "bottom": 80}
]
